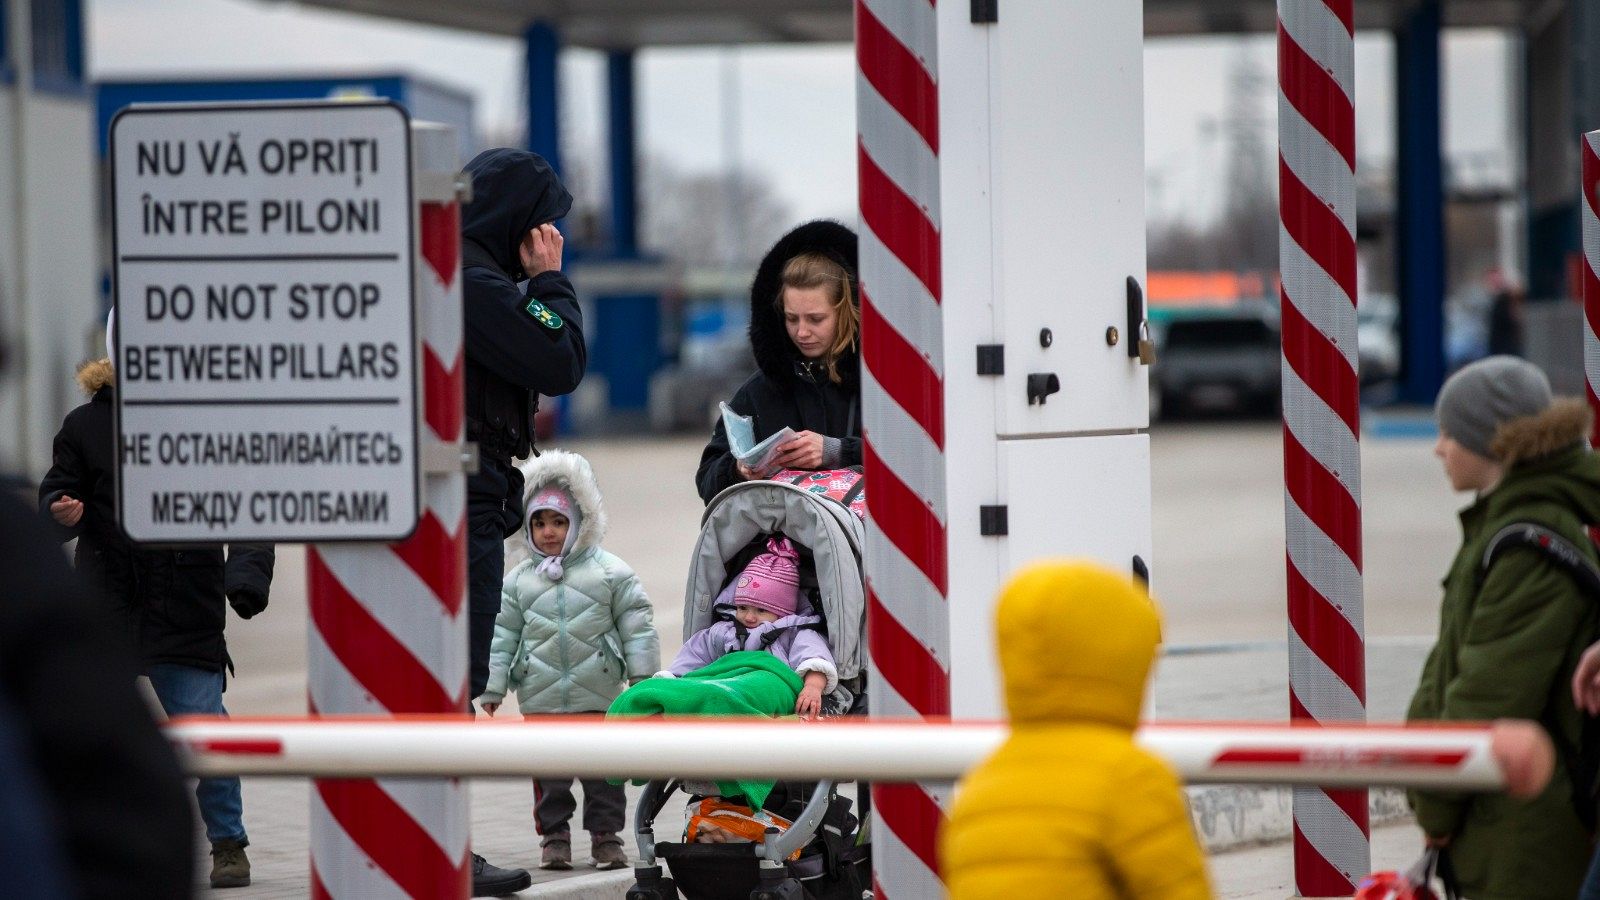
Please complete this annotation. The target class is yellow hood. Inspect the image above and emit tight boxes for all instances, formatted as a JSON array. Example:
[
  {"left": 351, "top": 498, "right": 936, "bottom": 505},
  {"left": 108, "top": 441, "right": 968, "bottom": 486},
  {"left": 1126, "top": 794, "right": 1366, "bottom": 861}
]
[{"left": 997, "top": 561, "right": 1162, "bottom": 730}]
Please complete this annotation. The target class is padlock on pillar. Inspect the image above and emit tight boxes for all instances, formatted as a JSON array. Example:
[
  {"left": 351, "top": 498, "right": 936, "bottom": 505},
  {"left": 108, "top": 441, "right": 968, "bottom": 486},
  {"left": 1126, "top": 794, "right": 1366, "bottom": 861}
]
[
  {"left": 1127, "top": 276, "right": 1155, "bottom": 366},
  {"left": 1137, "top": 321, "right": 1157, "bottom": 366}
]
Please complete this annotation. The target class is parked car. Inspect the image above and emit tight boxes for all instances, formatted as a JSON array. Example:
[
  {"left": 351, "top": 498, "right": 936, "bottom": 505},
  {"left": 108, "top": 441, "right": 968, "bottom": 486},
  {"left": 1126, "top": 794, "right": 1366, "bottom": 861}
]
[
  {"left": 1153, "top": 307, "right": 1281, "bottom": 419},
  {"left": 1357, "top": 293, "right": 1399, "bottom": 386}
]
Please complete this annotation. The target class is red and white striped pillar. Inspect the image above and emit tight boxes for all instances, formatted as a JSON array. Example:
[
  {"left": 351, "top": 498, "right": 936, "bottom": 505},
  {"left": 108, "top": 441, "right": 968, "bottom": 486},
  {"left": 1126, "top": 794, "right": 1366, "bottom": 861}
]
[
  {"left": 1582, "top": 132, "right": 1600, "bottom": 447},
  {"left": 1277, "top": 0, "right": 1369, "bottom": 893},
  {"left": 306, "top": 123, "right": 471, "bottom": 899},
  {"left": 856, "top": 1, "right": 949, "bottom": 898}
]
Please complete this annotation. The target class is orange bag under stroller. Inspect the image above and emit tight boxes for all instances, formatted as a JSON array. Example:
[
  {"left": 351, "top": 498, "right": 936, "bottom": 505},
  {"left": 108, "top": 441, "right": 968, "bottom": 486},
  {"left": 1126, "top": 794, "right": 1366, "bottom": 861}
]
[{"left": 685, "top": 798, "right": 801, "bottom": 861}]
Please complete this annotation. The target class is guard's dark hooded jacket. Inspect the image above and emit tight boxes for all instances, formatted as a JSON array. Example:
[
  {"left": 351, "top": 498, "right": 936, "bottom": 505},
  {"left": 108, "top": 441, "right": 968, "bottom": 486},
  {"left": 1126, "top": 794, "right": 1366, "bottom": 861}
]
[
  {"left": 37, "top": 359, "right": 275, "bottom": 672},
  {"left": 695, "top": 221, "right": 862, "bottom": 504},
  {"left": 460, "top": 148, "right": 586, "bottom": 462}
]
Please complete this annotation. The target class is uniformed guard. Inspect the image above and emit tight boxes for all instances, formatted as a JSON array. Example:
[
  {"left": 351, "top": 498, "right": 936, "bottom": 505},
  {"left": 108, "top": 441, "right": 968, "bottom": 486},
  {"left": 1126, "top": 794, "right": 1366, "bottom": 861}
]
[{"left": 458, "top": 147, "right": 587, "bottom": 897}]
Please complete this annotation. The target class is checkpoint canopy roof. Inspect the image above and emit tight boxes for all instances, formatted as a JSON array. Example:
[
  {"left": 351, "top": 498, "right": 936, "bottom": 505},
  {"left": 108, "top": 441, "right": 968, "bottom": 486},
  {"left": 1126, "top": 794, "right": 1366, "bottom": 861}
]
[{"left": 292, "top": 0, "right": 1545, "bottom": 47}]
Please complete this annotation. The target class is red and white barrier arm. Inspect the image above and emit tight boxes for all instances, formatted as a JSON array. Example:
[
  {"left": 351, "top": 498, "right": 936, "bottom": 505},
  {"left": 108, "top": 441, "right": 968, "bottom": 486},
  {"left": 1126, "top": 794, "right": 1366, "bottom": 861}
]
[{"left": 168, "top": 717, "right": 1509, "bottom": 792}]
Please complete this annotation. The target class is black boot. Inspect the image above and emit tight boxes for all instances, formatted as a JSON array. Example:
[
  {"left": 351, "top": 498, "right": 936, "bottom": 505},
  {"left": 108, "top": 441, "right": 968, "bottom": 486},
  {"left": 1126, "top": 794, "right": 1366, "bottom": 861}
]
[{"left": 471, "top": 853, "right": 532, "bottom": 897}]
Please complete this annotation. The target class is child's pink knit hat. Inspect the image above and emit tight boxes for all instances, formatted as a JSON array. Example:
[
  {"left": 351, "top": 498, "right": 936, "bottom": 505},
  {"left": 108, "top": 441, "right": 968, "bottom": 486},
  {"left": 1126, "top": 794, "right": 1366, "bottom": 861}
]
[
  {"left": 734, "top": 537, "right": 802, "bottom": 618},
  {"left": 527, "top": 485, "right": 575, "bottom": 524},
  {"left": 526, "top": 485, "right": 581, "bottom": 578}
]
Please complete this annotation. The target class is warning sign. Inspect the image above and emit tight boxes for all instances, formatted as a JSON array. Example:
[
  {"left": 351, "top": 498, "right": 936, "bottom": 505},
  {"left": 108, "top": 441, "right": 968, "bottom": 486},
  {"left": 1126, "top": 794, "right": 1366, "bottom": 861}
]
[{"left": 110, "top": 101, "right": 418, "bottom": 543}]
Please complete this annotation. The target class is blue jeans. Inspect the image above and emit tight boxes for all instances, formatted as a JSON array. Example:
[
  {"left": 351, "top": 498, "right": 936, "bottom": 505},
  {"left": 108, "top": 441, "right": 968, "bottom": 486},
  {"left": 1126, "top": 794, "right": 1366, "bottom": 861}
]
[
  {"left": 0, "top": 698, "right": 69, "bottom": 898},
  {"left": 146, "top": 663, "right": 246, "bottom": 845}
]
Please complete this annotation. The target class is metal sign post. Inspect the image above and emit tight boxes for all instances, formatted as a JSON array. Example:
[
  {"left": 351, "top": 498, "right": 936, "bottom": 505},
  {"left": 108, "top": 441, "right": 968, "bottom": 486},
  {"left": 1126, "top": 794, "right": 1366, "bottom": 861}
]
[{"left": 305, "top": 123, "right": 470, "bottom": 899}]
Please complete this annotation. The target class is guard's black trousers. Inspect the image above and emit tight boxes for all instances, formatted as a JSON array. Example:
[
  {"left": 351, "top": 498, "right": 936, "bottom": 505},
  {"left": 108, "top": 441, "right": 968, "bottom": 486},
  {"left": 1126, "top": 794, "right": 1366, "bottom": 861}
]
[{"left": 467, "top": 454, "right": 523, "bottom": 700}]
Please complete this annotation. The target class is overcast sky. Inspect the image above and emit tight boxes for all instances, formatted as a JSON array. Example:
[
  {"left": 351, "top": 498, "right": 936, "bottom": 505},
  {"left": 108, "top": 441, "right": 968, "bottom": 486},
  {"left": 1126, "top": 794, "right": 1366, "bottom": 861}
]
[{"left": 90, "top": 0, "right": 1516, "bottom": 227}]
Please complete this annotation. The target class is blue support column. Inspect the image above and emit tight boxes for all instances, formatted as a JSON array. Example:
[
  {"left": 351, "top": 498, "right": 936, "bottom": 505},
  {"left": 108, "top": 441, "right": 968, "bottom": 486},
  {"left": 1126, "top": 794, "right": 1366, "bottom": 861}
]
[
  {"left": 1395, "top": 0, "right": 1446, "bottom": 404},
  {"left": 524, "top": 20, "right": 567, "bottom": 431},
  {"left": 524, "top": 21, "right": 562, "bottom": 177},
  {"left": 607, "top": 50, "right": 639, "bottom": 259},
  {"left": 597, "top": 48, "right": 658, "bottom": 411}
]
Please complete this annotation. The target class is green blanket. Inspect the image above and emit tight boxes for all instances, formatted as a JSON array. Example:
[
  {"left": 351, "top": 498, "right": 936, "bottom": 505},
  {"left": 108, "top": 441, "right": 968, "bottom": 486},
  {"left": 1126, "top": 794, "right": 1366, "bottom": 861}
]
[{"left": 607, "top": 651, "right": 802, "bottom": 806}]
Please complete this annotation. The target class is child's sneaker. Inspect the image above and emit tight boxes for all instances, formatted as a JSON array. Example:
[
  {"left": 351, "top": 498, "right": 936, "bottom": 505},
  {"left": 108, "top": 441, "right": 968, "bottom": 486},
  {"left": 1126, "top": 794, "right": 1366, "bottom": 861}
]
[
  {"left": 539, "top": 833, "right": 572, "bottom": 870},
  {"left": 590, "top": 833, "right": 628, "bottom": 870}
]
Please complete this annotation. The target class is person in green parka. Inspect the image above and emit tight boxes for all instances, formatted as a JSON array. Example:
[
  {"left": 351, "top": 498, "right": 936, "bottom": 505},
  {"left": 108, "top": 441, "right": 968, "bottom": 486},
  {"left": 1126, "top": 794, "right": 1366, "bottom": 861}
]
[{"left": 1408, "top": 355, "right": 1600, "bottom": 899}]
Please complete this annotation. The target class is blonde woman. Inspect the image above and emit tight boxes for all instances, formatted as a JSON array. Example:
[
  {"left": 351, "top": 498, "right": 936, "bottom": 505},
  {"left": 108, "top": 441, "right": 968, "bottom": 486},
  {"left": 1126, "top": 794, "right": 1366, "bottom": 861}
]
[{"left": 696, "top": 220, "right": 863, "bottom": 504}]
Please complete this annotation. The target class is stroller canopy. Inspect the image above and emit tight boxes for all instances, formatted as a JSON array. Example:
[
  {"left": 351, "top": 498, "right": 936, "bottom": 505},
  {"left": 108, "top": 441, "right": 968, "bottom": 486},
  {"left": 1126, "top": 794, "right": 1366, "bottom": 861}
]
[{"left": 685, "top": 480, "right": 866, "bottom": 682}]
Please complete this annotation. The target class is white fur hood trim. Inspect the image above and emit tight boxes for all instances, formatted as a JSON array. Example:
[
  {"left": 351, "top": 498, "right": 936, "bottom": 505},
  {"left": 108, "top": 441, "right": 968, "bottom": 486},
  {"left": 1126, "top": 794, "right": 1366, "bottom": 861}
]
[{"left": 511, "top": 450, "right": 608, "bottom": 559}]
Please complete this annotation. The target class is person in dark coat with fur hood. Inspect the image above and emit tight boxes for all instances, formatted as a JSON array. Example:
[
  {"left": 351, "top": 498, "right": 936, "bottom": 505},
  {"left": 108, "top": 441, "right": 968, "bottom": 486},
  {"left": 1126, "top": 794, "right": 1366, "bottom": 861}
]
[
  {"left": 696, "top": 220, "right": 862, "bottom": 504},
  {"left": 37, "top": 353, "right": 274, "bottom": 890}
]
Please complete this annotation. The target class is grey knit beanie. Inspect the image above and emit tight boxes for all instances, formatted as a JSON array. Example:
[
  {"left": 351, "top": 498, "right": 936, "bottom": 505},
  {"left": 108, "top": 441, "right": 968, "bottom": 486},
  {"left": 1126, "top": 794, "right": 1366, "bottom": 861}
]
[{"left": 1434, "top": 355, "right": 1552, "bottom": 460}]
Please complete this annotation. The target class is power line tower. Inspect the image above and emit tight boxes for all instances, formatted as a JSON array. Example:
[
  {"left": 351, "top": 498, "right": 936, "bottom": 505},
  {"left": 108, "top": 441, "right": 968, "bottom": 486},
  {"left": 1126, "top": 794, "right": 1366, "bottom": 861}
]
[{"left": 1221, "top": 46, "right": 1278, "bottom": 273}]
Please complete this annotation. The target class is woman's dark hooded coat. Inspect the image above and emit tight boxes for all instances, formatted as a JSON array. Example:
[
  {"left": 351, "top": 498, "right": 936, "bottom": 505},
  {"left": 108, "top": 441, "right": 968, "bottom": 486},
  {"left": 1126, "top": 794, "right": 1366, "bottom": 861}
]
[
  {"left": 695, "top": 221, "right": 862, "bottom": 504},
  {"left": 37, "top": 359, "right": 275, "bottom": 672}
]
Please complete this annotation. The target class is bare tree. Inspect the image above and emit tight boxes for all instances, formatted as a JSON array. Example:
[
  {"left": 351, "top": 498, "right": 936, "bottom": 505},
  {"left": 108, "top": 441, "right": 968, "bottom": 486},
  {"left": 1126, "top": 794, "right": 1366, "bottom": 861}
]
[
  {"left": 1145, "top": 48, "right": 1279, "bottom": 276},
  {"left": 638, "top": 153, "right": 794, "bottom": 267},
  {"left": 1213, "top": 48, "right": 1279, "bottom": 272},
  {"left": 1148, "top": 218, "right": 1213, "bottom": 270},
  {"left": 487, "top": 136, "right": 795, "bottom": 265}
]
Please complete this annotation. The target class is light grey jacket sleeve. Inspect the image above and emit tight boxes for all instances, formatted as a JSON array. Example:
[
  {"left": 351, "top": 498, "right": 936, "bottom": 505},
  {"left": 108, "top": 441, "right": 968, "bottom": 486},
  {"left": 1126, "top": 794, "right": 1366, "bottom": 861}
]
[
  {"left": 479, "top": 568, "right": 527, "bottom": 702},
  {"left": 610, "top": 564, "right": 661, "bottom": 680}
]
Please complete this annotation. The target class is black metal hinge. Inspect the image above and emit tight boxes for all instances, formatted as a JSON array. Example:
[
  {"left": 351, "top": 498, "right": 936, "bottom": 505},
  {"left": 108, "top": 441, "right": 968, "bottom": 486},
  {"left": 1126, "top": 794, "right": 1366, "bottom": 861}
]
[
  {"left": 976, "top": 344, "right": 1004, "bottom": 376},
  {"left": 980, "top": 505, "right": 1008, "bottom": 536},
  {"left": 971, "top": 0, "right": 998, "bottom": 24},
  {"left": 1126, "top": 276, "right": 1144, "bottom": 359}
]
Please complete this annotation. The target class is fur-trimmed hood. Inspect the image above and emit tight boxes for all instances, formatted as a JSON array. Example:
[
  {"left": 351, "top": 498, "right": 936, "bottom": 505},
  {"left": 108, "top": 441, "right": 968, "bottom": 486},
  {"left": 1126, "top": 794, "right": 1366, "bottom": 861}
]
[
  {"left": 1484, "top": 398, "right": 1600, "bottom": 527},
  {"left": 747, "top": 220, "right": 860, "bottom": 391},
  {"left": 511, "top": 449, "right": 607, "bottom": 560},
  {"left": 76, "top": 358, "right": 114, "bottom": 395},
  {"left": 1491, "top": 398, "right": 1592, "bottom": 467}
]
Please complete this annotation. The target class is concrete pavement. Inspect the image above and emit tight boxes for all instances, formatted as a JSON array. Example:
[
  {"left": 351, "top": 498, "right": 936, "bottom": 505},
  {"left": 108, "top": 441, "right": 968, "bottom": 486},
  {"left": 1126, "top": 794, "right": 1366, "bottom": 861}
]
[{"left": 187, "top": 421, "right": 1463, "bottom": 897}]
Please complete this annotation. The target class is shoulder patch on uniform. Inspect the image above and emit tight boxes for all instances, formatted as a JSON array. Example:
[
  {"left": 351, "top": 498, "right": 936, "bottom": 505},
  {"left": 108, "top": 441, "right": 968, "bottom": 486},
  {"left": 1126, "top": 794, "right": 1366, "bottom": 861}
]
[{"left": 525, "top": 298, "right": 565, "bottom": 330}]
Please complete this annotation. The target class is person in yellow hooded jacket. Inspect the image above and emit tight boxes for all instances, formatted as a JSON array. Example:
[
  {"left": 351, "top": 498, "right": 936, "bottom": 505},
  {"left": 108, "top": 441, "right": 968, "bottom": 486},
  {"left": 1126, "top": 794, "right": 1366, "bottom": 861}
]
[{"left": 940, "top": 561, "right": 1212, "bottom": 899}]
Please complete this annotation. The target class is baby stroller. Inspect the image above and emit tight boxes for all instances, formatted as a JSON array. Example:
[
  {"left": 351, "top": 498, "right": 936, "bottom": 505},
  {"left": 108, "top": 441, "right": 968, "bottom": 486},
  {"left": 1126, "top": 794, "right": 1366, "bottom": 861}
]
[{"left": 628, "top": 473, "right": 871, "bottom": 900}]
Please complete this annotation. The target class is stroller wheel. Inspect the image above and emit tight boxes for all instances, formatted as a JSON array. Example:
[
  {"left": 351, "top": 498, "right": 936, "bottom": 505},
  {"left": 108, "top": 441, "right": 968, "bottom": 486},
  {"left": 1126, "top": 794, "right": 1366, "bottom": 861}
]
[
  {"left": 625, "top": 863, "right": 679, "bottom": 899},
  {"left": 748, "top": 865, "right": 806, "bottom": 900}
]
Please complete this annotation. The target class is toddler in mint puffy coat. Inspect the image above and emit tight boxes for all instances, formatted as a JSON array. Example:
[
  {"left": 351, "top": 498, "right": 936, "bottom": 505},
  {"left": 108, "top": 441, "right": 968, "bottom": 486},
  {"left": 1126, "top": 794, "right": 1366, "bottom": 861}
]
[{"left": 477, "top": 449, "right": 660, "bottom": 870}]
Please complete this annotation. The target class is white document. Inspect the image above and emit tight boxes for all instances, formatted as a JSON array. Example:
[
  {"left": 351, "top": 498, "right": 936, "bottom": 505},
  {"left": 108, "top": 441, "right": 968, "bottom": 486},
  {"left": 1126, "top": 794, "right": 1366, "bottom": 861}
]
[{"left": 720, "top": 402, "right": 795, "bottom": 474}]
